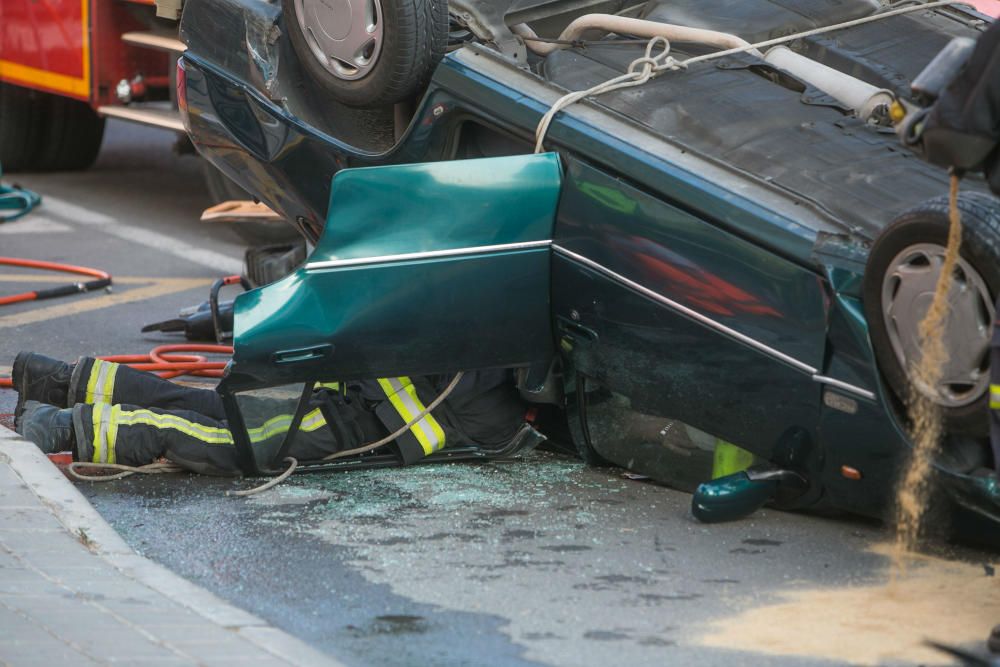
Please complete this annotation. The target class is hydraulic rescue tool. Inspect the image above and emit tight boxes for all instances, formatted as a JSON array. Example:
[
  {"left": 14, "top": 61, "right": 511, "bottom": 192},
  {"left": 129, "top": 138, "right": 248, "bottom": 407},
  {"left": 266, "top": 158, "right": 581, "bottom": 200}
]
[{"left": 142, "top": 276, "right": 249, "bottom": 342}]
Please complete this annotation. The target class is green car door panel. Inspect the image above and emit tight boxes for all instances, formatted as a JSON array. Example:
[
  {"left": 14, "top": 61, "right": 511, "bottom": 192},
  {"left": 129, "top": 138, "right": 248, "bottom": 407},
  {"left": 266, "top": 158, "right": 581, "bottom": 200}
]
[
  {"left": 222, "top": 154, "right": 563, "bottom": 390},
  {"left": 552, "top": 158, "right": 832, "bottom": 477},
  {"left": 554, "top": 158, "right": 829, "bottom": 371},
  {"left": 314, "top": 153, "right": 563, "bottom": 259},
  {"left": 552, "top": 257, "right": 822, "bottom": 465}
]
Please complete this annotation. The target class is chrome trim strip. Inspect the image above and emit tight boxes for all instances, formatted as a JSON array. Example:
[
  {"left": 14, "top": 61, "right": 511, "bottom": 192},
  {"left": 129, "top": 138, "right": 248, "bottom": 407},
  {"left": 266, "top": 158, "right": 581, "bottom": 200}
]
[
  {"left": 553, "top": 245, "right": 818, "bottom": 375},
  {"left": 812, "top": 375, "right": 876, "bottom": 401},
  {"left": 306, "top": 240, "right": 552, "bottom": 270}
]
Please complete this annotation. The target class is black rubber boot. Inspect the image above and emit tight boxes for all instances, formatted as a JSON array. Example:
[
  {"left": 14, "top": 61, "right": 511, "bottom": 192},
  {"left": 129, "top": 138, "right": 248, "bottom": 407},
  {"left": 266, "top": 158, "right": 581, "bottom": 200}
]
[
  {"left": 12, "top": 352, "right": 73, "bottom": 420},
  {"left": 15, "top": 401, "right": 76, "bottom": 455}
]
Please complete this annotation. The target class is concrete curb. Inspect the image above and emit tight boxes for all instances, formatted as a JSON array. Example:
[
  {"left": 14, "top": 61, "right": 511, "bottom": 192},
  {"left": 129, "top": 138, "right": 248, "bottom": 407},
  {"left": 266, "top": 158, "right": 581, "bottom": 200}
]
[{"left": 0, "top": 424, "right": 344, "bottom": 667}]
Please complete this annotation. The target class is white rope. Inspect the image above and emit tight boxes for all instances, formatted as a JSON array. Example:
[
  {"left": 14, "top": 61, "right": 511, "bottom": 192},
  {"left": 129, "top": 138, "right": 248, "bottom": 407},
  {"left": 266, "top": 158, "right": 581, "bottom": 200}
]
[
  {"left": 535, "top": 36, "right": 680, "bottom": 152},
  {"left": 533, "top": 0, "right": 960, "bottom": 152},
  {"left": 679, "top": 0, "right": 960, "bottom": 68},
  {"left": 227, "top": 457, "right": 298, "bottom": 497},
  {"left": 67, "top": 461, "right": 185, "bottom": 482},
  {"left": 322, "top": 371, "right": 465, "bottom": 460}
]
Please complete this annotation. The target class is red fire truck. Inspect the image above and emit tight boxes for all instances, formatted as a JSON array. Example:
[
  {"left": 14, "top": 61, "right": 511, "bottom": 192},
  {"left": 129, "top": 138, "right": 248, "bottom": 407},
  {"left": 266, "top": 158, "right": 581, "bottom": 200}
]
[{"left": 0, "top": 0, "right": 246, "bottom": 205}]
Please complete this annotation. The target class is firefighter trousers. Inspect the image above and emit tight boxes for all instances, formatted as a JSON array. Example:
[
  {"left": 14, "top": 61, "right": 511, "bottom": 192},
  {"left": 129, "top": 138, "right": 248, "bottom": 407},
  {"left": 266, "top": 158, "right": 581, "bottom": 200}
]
[{"left": 65, "top": 358, "right": 526, "bottom": 475}]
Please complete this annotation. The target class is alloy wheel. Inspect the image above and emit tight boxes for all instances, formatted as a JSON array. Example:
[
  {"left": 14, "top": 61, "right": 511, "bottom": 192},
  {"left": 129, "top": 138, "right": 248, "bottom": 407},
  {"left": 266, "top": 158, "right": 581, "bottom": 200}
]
[
  {"left": 294, "top": 0, "right": 384, "bottom": 80},
  {"left": 881, "top": 242, "right": 994, "bottom": 407}
]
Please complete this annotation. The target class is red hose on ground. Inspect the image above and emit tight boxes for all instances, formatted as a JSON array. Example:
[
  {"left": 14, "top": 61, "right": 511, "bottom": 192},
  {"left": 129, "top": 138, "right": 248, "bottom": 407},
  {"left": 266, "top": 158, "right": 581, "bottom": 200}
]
[
  {"left": 0, "top": 344, "right": 233, "bottom": 389},
  {"left": 0, "top": 257, "right": 113, "bottom": 306},
  {"left": 0, "top": 259, "right": 231, "bottom": 390}
]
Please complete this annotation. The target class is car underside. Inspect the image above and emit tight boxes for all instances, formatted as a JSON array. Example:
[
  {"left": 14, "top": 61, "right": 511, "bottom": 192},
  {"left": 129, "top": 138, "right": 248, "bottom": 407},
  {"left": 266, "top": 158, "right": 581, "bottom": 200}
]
[{"left": 177, "top": 0, "right": 1000, "bottom": 527}]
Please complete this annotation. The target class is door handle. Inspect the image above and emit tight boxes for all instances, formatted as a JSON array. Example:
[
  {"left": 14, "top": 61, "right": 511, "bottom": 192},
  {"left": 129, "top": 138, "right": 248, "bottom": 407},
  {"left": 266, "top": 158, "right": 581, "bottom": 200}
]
[{"left": 271, "top": 344, "right": 333, "bottom": 365}]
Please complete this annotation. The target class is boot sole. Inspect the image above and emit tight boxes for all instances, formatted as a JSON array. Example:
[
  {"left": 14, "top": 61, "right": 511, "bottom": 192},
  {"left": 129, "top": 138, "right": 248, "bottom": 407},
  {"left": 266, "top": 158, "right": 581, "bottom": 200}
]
[{"left": 11, "top": 352, "right": 30, "bottom": 424}]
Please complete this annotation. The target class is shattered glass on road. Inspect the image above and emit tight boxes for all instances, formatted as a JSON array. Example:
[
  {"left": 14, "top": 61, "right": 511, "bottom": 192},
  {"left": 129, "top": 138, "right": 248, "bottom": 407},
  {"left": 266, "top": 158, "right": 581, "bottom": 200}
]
[{"left": 81, "top": 450, "right": 925, "bottom": 667}]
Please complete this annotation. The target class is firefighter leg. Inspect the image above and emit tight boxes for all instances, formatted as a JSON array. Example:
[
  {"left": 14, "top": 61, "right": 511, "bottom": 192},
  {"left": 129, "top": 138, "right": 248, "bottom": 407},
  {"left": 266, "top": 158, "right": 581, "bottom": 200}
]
[
  {"left": 280, "top": 388, "right": 387, "bottom": 461},
  {"left": 71, "top": 402, "right": 240, "bottom": 474},
  {"left": 70, "top": 392, "right": 383, "bottom": 475},
  {"left": 10, "top": 352, "right": 73, "bottom": 419},
  {"left": 68, "top": 357, "right": 226, "bottom": 419}
]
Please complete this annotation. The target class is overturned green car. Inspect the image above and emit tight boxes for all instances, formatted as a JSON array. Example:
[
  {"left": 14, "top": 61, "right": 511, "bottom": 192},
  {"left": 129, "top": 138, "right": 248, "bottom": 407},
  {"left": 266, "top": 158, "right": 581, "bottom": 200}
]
[{"left": 178, "top": 0, "right": 999, "bottom": 527}]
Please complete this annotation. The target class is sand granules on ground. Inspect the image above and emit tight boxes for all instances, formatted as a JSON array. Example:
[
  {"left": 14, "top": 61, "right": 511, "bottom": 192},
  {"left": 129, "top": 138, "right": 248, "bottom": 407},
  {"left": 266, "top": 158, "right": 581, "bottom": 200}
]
[{"left": 699, "top": 544, "right": 998, "bottom": 665}]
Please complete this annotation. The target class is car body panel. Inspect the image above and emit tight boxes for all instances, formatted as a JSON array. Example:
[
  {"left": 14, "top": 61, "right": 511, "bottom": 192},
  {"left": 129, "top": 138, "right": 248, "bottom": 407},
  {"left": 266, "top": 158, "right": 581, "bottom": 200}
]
[
  {"left": 182, "top": 43, "right": 843, "bottom": 260},
  {"left": 181, "top": 0, "right": 1000, "bottom": 526},
  {"left": 223, "top": 153, "right": 562, "bottom": 391},
  {"left": 555, "top": 157, "right": 829, "bottom": 370}
]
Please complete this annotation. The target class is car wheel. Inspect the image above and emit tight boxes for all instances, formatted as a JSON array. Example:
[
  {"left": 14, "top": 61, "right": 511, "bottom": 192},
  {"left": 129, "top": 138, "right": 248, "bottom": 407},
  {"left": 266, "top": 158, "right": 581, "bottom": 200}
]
[
  {"left": 862, "top": 192, "right": 1000, "bottom": 435},
  {"left": 285, "top": 0, "right": 447, "bottom": 108},
  {"left": 0, "top": 83, "right": 105, "bottom": 171}
]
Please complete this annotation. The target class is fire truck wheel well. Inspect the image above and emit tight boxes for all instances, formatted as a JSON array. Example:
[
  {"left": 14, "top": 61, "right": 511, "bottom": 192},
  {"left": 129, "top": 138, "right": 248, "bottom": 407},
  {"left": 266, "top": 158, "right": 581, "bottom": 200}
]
[{"left": 0, "top": 83, "right": 105, "bottom": 172}]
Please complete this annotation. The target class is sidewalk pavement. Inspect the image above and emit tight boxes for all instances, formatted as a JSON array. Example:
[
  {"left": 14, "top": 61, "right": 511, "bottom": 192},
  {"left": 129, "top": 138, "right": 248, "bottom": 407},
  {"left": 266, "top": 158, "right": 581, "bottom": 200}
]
[{"left": 0, "top": 424, "right": 344, "bottom": 667}]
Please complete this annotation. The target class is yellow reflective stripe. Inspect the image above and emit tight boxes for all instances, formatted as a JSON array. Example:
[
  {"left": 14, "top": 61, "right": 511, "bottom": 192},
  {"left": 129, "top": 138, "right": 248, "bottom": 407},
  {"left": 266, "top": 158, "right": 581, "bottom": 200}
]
[
  {"left": 314, "top": 382, "right": 340, "bottom": 390},
  {"left": 248, "top": 415, "right": 292, "bottom": 443},
  {"left": 116, "top": 409, "right": 233, "bottom": 444},
  {"left": 85, "top": 360, "right": 118, "bottom": 405},
  {"left": 85, "top": 360, "right": 103, "bottom": 404},
  {"left": 244, "top": 408, "right": 326, "bottom": 444},
  {"left": 401, "top": 380, "right": 445, "bottom": 451},
  {"left": 300, "top": 408, "right": 327, "bottom": 432},
  {"left": 107, "top": 405, "right": 120, "bottom": 465},
  {"left": 991, "top": 384, "right": 1000, "bottom": 410},
  {"left": 377, "top": 378, "right": 419, "bottom": 448},
  {"left": 378, "top": 377, "right": 445, "bottom": 455},
  {"left": 104, "top": 407, "right": 328, "bottom": 449},
  {"left": 91, "top": 403, "right": 108, "bottom": 463},
  {"left": 90, "top": 403, "right": 102, "bottom": 462},
  {"left": 100, "top": 362, "right": 118, "bottom": 405}
]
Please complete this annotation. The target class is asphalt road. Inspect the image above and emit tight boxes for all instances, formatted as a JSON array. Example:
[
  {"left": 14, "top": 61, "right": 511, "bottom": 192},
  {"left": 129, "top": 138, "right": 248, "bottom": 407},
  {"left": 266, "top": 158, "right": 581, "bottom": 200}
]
[{"left": 0, "top": 122, "right": 997, "bottom": 667}]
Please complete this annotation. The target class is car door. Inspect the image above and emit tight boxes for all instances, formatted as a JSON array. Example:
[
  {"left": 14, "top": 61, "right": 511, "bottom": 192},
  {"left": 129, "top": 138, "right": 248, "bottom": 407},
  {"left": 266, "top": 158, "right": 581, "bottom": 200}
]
[
  {"left": 552, "top": 156, "right": 829, "bottom": 476},
  {"left": 220, "top": 153, "right": 563, "bottom": 392}
]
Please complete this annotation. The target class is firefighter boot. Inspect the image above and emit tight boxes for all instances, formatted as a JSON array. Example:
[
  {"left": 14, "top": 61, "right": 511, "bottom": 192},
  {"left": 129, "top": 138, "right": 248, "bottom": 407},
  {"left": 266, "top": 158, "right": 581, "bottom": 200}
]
[
  {"left": 15, "top": 401, "right": 76, "bottom": 455},
  {"left": 11, "top": 352, "right": 73, "bottom": 420}
]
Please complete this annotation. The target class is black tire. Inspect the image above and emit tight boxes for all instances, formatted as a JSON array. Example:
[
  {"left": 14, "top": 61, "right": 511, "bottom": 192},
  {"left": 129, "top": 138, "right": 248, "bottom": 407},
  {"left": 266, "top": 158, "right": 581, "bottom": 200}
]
[
  {"left": 284, "top": 0, "right": 447, "bottom": 108},
  {"left": 862, "top": 191, "right": 1000, "bottom": 435},
  {"left": 201, "top": 163, "right": 303, "bottom": 245},
  {"left": 0, "top": 83, "right": 104, "bottom": 172}
]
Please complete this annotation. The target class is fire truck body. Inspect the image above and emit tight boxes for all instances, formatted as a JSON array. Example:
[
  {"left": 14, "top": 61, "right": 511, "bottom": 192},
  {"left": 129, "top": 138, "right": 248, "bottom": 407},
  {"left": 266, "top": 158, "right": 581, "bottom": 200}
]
[{"left": 0, "top": 0, "right": 181, "bottom": 170}]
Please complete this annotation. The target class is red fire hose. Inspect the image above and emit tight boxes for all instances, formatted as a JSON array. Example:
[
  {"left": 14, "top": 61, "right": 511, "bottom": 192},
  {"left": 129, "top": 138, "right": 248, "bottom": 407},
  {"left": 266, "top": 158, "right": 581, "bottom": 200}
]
[
  {"left": 0, "top": 258, "right": 233, "bottom": 389},
  {"left": 0, "top": 257, "right": 112, "bottom": 306},
  {"left": 0, "top": 344, "right": 233, "bottom": 389}
]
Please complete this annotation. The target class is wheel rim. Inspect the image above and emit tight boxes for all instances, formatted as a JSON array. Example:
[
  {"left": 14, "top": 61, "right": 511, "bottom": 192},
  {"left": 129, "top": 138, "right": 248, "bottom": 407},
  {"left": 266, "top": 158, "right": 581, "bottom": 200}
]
[
  {"left": 294, "top": 0, "right": 384, "bottom": 81},
  {"left": 881, "top": 242, "right": 994, "bottom": 408}
]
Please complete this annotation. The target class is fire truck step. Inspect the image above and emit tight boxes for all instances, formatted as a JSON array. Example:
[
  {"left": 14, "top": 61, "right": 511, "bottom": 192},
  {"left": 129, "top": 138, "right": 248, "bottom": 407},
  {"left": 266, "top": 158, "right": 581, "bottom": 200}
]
[
  {"left": 96, "top": 104, "right": 185, "bottom": 132},
  {"left": 121, "top": 31, "right": 187, "bottom": 53}
]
